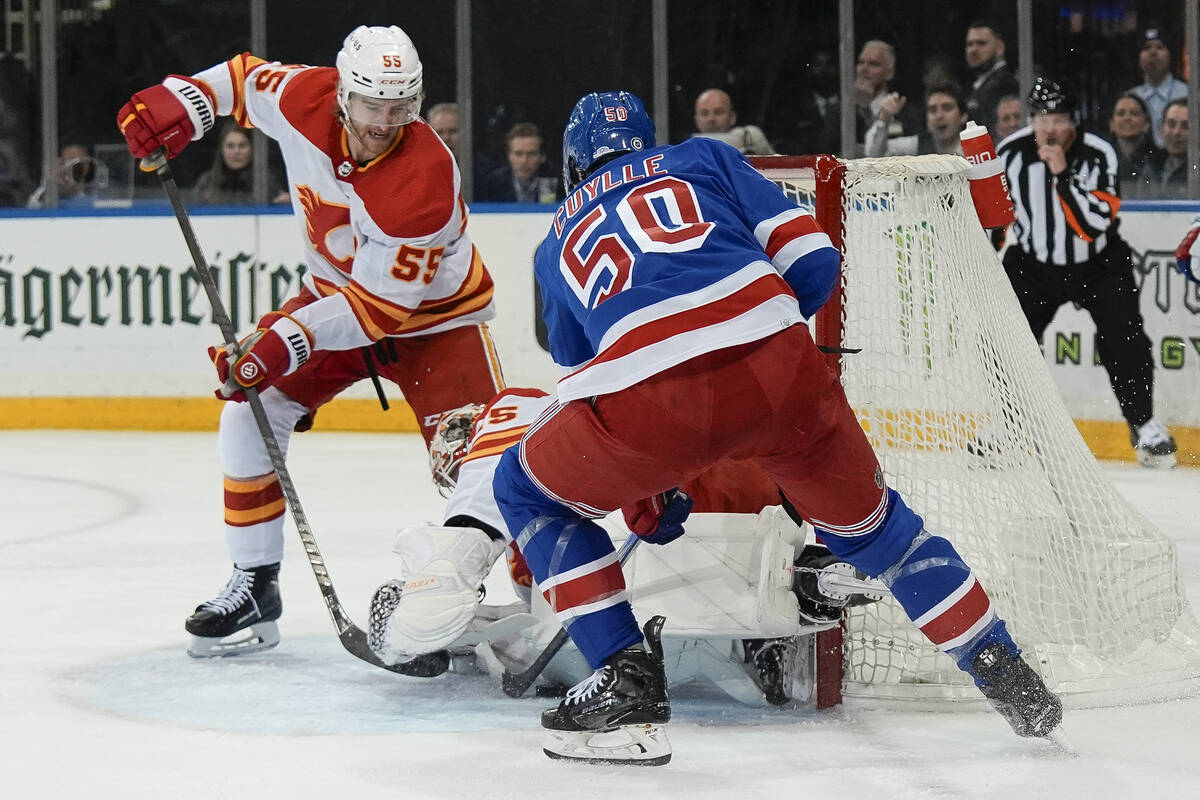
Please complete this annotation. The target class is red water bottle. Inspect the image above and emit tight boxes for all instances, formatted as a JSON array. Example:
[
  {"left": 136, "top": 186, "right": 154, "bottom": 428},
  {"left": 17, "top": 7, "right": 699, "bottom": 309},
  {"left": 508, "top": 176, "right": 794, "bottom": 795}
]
[{"left": 960, "top": 122, "right": 1015, "bottom": 229}]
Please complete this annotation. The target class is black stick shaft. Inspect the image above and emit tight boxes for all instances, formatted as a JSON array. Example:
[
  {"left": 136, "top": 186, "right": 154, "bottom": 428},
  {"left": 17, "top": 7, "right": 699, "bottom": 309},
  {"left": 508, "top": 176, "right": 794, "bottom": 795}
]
[
  {"left": 147, "top": 151, "right": 443, "bottom": 676},
  {"left": 501, "top": 531, "right": 641, "bottom": 697}
]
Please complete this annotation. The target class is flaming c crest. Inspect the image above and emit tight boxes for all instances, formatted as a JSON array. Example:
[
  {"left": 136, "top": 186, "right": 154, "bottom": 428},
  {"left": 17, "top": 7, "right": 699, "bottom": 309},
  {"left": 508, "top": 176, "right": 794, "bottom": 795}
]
[{"left": 296, "top": 185, "right": 354, "bottom": 273}]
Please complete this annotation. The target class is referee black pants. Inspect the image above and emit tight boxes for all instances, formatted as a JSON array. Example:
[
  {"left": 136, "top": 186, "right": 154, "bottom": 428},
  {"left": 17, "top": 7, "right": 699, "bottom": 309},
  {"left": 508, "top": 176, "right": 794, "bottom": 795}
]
[{"left": 1002, "top": 238, "right": 1154, "bottom": 431}]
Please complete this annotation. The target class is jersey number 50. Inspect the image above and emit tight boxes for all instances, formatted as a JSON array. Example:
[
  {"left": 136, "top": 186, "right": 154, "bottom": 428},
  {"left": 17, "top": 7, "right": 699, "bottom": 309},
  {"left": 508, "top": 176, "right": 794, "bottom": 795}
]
[{"left": 560, "top": 176, "right": 714, "bottom": 308}]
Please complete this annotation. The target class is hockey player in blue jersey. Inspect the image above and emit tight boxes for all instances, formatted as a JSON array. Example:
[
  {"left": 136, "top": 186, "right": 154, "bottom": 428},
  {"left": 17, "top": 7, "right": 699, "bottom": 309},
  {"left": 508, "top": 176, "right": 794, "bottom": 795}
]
[{"left": 492, "top": 90, "right": 1063, "bottom": 765}]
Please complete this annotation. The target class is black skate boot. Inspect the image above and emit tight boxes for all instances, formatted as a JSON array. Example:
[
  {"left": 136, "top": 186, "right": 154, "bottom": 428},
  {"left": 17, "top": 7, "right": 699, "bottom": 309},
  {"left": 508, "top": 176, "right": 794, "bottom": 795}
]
[
  {"left": 970, "top": 642, "right": 1063, "bottom": 738},
  {"left": 791, "top": 544, "right": 884, "bottom": 625},
  {"left": 185, "top": 563, "right": 282, "bottom": 658},
  {"left": 743, "top": 637, "right": 798, "bottom": 706},
  {"left": 1131, "top": 418, "right": 1177, "bottom": 469},
  {"left": 541, "top": 616, "right": 671, "bottom": 766}
]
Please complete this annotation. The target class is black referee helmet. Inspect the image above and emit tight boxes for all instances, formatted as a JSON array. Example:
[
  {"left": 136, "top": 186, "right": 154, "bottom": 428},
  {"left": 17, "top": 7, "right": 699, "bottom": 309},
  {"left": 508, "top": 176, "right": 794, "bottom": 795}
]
[{"left": 1028, "top": 77, "right": 1078, "bottom": 118}]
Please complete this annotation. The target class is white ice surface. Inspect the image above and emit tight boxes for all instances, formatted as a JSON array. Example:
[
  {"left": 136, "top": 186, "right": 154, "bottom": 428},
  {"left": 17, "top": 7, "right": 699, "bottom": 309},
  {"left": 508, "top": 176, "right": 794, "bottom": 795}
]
[{"left": 2, "top": 431, "right": 1198, "bottom": 800}]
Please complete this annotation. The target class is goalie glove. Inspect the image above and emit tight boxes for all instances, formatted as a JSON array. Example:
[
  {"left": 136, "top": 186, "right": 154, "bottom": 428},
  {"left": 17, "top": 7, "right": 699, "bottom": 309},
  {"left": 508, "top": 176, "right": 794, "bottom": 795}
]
[
  {"left": 1176, "top": 216, "right": 1200, "bottom": 284},
  {"left": 208, "top": 311, "right": 313, "bottom": 401},
  {"left": 622, "top": 488, "right": 693, "bottom": 545},
  {"left": 368, "top": 525, "right": 505, "bottom": 665},
  {"left": 116, "top": 76, "right": 216, "bottom": 160}
]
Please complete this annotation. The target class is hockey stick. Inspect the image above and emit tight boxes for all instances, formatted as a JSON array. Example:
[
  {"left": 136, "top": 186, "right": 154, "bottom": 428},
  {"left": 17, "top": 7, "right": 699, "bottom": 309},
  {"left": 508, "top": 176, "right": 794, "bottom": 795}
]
[
  {"left": 145, "top": 151, "right": 446, "bottom": 678},
  {"left": 501, "top": 531, "right": 641, "bottom": 698}
]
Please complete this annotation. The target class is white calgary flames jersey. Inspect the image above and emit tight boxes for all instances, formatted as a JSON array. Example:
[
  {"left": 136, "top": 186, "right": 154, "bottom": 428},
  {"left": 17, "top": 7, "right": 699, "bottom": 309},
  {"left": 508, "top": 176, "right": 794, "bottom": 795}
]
[
  {"left": 443, "top": 388, "right": 554, "bottom": 538},
  {"left": 190, "top": 54, "right": 495, "bottom": 350}
]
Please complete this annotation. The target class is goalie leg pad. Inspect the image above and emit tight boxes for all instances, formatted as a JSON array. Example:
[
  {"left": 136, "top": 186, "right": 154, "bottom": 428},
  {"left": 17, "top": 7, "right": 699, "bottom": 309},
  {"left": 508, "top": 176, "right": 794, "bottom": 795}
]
[{"left": 368, "top": 525, "right": 504, "bottom": 664}]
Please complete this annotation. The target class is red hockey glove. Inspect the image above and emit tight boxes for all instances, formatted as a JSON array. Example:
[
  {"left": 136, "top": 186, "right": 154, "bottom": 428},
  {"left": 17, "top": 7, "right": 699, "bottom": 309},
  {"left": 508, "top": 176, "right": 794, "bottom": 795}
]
[
  {"left": 1176, "top": 217, "right": 1200, "bottom": 284},
  {"left": 622, "top": 489, "right": 693, "bottom": 545},
  {"left": 116, "top": 76, "right": 215, "bottom": 160},
  {"left": 208, "top": 311, "right": 313, "bottom": 401}
]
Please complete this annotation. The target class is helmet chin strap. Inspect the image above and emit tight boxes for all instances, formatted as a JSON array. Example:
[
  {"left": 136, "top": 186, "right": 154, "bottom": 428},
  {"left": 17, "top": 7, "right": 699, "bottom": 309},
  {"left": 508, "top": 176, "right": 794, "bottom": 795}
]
[{"left": 344, "top": 118, "right": 371, "bottom": 162}]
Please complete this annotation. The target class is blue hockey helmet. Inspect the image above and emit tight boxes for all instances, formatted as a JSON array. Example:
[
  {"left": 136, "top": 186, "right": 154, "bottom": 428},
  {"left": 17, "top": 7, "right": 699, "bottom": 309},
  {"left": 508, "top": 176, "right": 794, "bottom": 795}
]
[{"left": 562, "top": 91, "right": 656, "bottom": 192}]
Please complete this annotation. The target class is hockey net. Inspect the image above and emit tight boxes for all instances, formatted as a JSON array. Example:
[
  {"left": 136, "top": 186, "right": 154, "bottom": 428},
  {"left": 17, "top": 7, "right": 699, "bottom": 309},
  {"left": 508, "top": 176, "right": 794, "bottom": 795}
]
[{"left": 750, "top": 154, "right": 1200, "bottom": 707}]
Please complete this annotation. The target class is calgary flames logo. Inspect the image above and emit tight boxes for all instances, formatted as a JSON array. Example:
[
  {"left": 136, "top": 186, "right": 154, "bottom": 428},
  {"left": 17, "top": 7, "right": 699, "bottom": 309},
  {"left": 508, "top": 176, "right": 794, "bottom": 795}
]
[{"left": 296, "top": 185, "right": 354, "bottom": 273}]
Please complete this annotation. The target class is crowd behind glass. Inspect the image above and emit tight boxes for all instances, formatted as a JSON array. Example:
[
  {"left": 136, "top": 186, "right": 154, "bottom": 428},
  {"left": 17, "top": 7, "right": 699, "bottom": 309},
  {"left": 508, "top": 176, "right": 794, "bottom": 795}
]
[{"left": 0, "top": 1, "right": 1193, "bottom": 208}]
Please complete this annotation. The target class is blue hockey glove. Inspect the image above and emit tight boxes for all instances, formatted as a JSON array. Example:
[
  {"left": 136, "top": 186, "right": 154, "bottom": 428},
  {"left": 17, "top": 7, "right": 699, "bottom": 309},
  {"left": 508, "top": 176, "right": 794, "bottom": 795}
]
[{"left": 622, "top": 489, "right": 693, "bottom": 545}]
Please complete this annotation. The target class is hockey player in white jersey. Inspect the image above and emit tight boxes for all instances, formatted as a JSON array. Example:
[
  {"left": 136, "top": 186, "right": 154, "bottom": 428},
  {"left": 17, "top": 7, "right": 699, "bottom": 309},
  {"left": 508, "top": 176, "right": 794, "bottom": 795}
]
[
  {"left": 366, "top": 388, "right": 883, "bottom": 710},
  {"left": 117, "top": 26, "right": 505, "bottom": 658}
]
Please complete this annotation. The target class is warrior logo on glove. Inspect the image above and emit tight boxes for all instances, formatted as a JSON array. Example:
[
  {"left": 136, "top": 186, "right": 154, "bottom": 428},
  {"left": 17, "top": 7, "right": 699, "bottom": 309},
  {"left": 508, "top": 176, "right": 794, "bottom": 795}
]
[
  {"left": 238, "top": 361, "right": 261, "bottom": 383},
  {"left": 209, "top": 311, "right": 313, "bottom": 401}
]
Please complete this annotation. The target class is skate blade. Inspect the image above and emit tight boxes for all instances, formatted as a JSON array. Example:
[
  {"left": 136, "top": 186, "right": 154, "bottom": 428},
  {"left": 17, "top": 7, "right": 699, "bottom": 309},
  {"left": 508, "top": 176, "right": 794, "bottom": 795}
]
[
  {"left": 1137, "top": 450, "right": 1177, "bottom": 469},
  {"left": 542, "top": 723, "right": 671, "bottom": 766},
  {"left": 1045, "top": 725, "right": 1078, "bottom": 758},
  {"left": 187, "top": 621, "right": 280, "bottom": 658}
]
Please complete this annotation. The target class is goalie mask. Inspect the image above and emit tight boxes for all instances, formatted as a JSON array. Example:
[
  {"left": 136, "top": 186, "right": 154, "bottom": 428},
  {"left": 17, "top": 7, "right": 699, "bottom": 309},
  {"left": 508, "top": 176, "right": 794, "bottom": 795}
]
[
  {"left": 336, "top": 25, "right": 424, "bottom": 127},
  {"left": 429, "top": 403, "right": 485, "bottom": 497},
  {"left": 562, "top": 90, "right": 656, "bottom": 193}
]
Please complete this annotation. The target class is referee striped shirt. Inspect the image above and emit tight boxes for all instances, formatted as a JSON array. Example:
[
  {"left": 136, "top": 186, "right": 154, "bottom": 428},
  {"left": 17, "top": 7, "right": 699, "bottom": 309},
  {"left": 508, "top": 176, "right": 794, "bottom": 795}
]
[{"left": 997, "top": 126, "right": 1123, "bottom": 266}]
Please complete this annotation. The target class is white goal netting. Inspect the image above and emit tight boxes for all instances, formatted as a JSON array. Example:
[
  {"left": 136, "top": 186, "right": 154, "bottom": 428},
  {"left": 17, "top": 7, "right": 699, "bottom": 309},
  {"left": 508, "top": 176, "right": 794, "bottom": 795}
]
[{"left": 753, "top": 154, "right": 1200, "bottom": 706}]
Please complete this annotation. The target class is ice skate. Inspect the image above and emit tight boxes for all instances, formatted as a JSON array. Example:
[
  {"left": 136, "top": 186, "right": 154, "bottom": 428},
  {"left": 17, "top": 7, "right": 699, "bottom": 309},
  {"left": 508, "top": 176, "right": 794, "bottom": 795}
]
[
  {"left": 743, "top": 637, "right": 798, "bottom": 706},
  {"left": 969, "top": 642, "right": 1063, "bottom": 738},
  {"left": 1131, "top": 418, "right": 1176, "bottom": 469},
  {"left": 185, "top": 563, "right": 282, "bottom": 658},
  {"left": 791, "top": 544, "right": 884, "bottom": 625},
  {"left": 541, "top": 616, "right": 671, "bottom": 766}
]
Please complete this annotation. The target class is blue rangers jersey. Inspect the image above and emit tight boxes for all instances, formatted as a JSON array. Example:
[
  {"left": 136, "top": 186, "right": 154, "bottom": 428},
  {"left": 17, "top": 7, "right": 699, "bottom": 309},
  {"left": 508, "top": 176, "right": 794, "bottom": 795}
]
[{"left": 533, "top": 136, "right": 839, "bottom": 402}]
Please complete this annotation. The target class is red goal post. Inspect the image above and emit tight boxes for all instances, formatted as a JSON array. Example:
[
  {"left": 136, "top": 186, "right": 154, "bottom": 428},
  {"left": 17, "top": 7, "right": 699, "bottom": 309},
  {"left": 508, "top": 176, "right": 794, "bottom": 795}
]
[{"left": 749, "top": 153, "right": 1200, "bottom": 710}]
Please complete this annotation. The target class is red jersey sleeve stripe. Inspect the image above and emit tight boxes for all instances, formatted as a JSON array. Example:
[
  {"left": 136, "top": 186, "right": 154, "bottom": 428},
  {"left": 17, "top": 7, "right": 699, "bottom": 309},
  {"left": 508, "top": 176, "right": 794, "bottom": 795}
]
[{"left": 764, "top": 213, "right": 822, "bottom": 260}]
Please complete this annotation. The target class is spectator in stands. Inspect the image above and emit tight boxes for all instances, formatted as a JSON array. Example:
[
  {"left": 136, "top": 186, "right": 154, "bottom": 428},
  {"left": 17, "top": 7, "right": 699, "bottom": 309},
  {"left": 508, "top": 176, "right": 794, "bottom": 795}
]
[
  {"left": 1129, "top": 27, "right": 1188, "bottom": 148},
  {"left": 192, "top": 121, "right": 288, "bottom": 206},
  {"left": 1146, "top": 98, "right": 1190, "bottom": 199},
  {"left": 864, "top": 83, "right": 967, "bottom": 157},
  {"left": 426, "top": 102, "right": 460, "bottom": 157},
  {"left": 777, "top": 48, "right": 840, "bottom": 156},
  {"left": 690, "top": 88, "right": 775, "bottom": 155},
  {"left": 854, "top": 40, "right": 920, "bottom": 156},
  {"left": 0, "top": 139, "right": 29, "bottom": 206},
  {"left": 478, "top": 122, "right": 559, "bottom": 203},
  {"left": 26, "top": 140, "right": 99, "bottom": 208},
  {"left": 1105, "top": 91, "right": 1157, "bottom": 199},
  {"left": 0, "top": 52, "right": 35, "bottom": 206},
  {"left": 993, "top": 94, "right": 1025, "bottom": 141},
  {"left": 963, "top": 20, "right": 1019, "bottom": 136}
]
